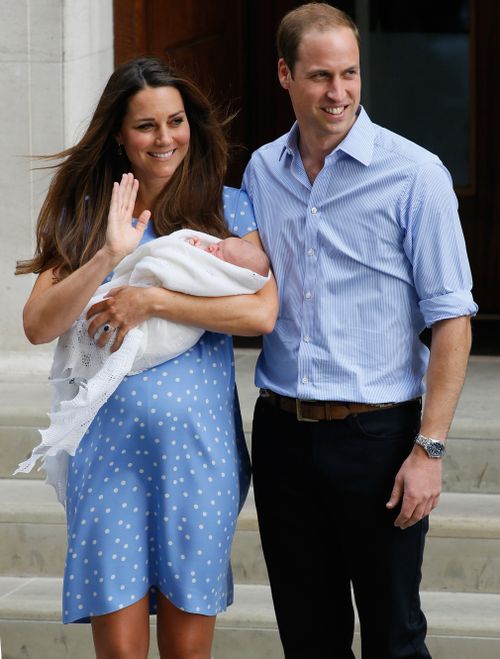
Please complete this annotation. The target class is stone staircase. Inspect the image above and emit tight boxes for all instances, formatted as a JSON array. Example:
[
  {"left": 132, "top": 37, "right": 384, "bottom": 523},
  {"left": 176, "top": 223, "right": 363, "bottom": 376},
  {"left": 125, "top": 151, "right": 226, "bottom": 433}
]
[{"left": 1, "top": 351, "right": 499, "bottom": 658}]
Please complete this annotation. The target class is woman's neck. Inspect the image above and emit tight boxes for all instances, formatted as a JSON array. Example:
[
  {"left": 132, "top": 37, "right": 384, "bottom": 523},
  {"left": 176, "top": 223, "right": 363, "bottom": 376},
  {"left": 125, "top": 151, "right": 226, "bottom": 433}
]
[{"left": 134, "top": 180, "right": 162, "bottom": 217}]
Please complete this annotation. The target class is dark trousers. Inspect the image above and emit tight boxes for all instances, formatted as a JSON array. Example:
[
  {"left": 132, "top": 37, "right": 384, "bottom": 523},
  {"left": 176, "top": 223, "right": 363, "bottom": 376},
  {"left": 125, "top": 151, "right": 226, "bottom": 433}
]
[{"left": 252, "top": 395, "right": 431, "bottom": 659}]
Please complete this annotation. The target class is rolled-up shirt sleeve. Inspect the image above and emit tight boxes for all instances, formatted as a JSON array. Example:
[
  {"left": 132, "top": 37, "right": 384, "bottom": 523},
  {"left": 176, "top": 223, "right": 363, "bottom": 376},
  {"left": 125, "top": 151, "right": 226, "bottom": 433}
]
[{"left": 401, "top": 162, "right": 478, "bottom": 327}]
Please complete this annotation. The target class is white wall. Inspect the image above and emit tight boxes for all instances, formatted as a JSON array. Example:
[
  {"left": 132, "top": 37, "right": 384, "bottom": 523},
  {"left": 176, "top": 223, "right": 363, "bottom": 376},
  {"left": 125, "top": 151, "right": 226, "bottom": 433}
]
[{"left": 0, "top": 0, "right": 113, "bottom": 374}]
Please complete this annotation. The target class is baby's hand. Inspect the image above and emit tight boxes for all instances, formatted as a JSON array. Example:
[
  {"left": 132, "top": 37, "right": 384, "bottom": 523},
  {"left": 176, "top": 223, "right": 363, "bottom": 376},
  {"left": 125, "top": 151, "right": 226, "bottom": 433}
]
[{"left": 187, "top": 237, "right": 202, "bottom": 247}]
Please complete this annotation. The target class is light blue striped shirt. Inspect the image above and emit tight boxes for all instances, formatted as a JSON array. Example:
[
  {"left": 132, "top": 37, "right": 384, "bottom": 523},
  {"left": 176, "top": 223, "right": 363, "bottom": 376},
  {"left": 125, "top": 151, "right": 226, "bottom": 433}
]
[{"left": 242, "top": 107, "right": 477, "bottom": 403}]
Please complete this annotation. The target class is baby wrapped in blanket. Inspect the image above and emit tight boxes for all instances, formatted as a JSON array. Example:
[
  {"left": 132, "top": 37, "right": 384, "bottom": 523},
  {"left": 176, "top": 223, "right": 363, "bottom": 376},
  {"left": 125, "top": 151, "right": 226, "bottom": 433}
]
[{"left": 16, "top": 229, "right": 270, "bottom": 502}]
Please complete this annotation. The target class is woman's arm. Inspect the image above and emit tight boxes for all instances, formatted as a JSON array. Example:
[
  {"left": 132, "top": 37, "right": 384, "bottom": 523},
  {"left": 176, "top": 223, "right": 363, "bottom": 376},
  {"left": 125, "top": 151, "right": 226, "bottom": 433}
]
[
  {"left": 86, "top": 231, "right": 279, "bottom": 351},
  {"left": 23, "top": 174, "right": 150, "bottom": 344},
  {"left": 150, "top": 275, "right": 278, "bottom": 335},
  {"left": 24, "top": 252, "right": 120, "bottom": 344}
]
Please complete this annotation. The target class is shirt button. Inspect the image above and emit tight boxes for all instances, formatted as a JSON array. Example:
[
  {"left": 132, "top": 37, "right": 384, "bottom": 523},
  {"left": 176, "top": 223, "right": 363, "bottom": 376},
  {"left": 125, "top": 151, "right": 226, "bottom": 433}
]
[
  {"left": 305, "top": 291, "right": 312, "bottom": 299},
  {"left": 302, "top": 377, "right": 308, "bottom": 384},
  {"left": 303, "top": 335, "right": 310, "bottom": 343},
  {"left": 308, "top": 248, "right": 315, "bottom": 256},
  {"left": 311, "top": 207, "right": 317, "bottom": 214}
]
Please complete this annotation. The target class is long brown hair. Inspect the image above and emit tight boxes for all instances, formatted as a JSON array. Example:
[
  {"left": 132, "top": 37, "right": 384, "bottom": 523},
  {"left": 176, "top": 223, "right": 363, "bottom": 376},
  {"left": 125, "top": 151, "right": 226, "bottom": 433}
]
[{"left": 16, "top": 58, "right": 230, "bottom": 278}]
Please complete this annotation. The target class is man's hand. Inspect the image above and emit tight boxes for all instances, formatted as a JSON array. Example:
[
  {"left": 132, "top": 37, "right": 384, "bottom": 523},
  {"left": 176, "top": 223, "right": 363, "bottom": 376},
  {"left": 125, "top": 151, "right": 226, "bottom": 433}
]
[{"left": 386, "top": 445, "right": 442, "bottom": 529}]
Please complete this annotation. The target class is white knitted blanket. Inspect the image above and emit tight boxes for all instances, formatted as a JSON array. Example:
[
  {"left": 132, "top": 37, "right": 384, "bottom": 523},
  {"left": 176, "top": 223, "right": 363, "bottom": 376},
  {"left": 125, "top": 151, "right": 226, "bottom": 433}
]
[{"left": 15, "top": 229, "right": 269, "bottom": 504}]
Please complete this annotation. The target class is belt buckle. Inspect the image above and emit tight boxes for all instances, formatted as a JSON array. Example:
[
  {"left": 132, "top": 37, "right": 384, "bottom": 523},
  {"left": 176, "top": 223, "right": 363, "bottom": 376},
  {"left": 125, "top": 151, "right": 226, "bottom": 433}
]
[{"left": 296, "top": 399, "right": 319, "bottom": 422}]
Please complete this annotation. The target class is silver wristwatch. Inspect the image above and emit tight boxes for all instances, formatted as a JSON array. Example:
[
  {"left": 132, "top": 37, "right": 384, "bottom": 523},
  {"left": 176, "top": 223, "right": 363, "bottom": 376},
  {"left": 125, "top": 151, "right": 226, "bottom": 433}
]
[{"left": 414, "top": 433, "right": 446, "bottom": 458}]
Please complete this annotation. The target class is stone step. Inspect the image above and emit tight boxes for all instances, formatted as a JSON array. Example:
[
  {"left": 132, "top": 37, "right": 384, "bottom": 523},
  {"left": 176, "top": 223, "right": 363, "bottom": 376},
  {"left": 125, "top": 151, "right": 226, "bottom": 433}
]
[
  {"left": 0, "top": 377, "right": 51, "bottom": 482},
  {"left": 0, "top": 426, "right": 44, "bottom": 481},
  {"left": 234, "top": 352, "right": 500, "bottom": 441},
  {"left": 4, "top": 423, "right": 500, "bottom": 494},
  {"left": 1, "top": 480, "right": 499, "bottom": 595},
  {"left": 2, "top": 353, "right": 499, "bottom": 439},
  {"left": 442, "top": 436, "right": 500, "bottom": 493},
  {"left": 233, "top": 489, "right": 500, "bottom": 594},
  {"left": 3, "top": 354, "right": 500, "bottom": 494},
  {"left": 0, "top": 578, "right": 499, "bottom": 659}
]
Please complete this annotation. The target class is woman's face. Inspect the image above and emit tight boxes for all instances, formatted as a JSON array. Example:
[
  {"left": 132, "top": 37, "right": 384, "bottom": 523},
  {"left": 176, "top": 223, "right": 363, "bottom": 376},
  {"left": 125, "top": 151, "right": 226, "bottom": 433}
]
[{"left": 116, "top": 85, "right": 190, "bottom": 188}]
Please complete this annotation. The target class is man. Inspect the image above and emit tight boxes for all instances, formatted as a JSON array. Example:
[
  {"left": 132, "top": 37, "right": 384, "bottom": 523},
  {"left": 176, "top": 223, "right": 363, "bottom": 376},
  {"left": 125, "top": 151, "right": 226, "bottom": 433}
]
[{"left": 242, "top": 4, "right": 477, "bottom": 658}]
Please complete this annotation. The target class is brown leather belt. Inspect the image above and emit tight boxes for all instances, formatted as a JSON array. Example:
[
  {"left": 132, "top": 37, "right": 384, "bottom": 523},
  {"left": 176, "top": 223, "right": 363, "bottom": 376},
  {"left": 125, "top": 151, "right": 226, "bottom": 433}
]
[{"left": 260, "top": 389, "right": 414, "bottom": 422}]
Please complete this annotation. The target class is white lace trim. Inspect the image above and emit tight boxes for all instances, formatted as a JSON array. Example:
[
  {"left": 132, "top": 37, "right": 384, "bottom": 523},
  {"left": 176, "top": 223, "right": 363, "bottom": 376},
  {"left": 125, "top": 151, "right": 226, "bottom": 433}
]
[{"left": 15, "top": 329, "right": 143, "bottom": 501}]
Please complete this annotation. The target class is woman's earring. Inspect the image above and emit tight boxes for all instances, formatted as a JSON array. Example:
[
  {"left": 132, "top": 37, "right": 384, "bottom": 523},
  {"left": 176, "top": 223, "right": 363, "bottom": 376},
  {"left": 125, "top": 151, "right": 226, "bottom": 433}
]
[{"left": 117, "top": 143, "right": 123, "bottom": 156}]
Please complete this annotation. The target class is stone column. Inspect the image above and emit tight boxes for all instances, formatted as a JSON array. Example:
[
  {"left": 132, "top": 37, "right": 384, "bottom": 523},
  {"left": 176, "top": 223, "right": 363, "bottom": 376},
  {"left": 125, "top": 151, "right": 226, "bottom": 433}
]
[{"left": 0, "top": 0, "right": 113, "bottom": 376}]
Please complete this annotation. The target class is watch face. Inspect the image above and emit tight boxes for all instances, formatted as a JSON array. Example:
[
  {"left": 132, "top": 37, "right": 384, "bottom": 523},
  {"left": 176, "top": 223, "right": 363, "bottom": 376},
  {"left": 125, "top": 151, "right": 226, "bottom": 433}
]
[
  {"left": 426, "top": 442, "right": 444, "bottom": 458},
  {"left": 416, "top": 435, "right": 445, "bottom": 458}
]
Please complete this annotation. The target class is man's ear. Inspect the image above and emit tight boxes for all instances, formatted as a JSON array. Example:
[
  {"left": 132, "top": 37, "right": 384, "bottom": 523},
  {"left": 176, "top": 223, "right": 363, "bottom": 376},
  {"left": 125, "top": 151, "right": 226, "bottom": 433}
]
[{"left": 278, "top": 58, "right": 292, "bottom": 90}]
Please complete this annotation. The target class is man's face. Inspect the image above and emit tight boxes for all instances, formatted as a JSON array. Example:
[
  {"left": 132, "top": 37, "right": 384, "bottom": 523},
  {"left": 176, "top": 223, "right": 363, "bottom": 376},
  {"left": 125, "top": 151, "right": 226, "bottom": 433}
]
[{"left": 278, "top": 27, "right": 361, "bottom": 152}]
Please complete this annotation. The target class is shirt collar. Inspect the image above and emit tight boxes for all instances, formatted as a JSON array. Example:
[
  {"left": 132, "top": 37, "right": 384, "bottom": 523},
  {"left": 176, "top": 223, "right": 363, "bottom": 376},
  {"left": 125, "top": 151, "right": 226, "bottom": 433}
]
[
  {"left": 279, "top": 123, "right": 300, "bottom": 161},
  {"left": 278, "top": 105, "right": 375, "bottom": 167},
  {"left": 335, "top": 106, "right": 375, "bottom": 166}
]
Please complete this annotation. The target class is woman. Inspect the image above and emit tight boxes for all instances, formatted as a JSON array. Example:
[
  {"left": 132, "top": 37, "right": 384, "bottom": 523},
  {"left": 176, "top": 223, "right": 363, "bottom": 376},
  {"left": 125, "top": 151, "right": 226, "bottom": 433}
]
[{"left": 17, "top": 57, "right": 277, "bottom": 659}]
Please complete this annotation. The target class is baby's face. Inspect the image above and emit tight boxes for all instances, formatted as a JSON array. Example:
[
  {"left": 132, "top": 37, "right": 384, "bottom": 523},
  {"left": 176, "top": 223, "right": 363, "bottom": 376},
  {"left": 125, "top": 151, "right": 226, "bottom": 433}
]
[
  {"left": 206, "top": 241, "right": 226, "bottom": 260},
  {"left": 206, "top": 237, "right": 242, "bottom": 263}
]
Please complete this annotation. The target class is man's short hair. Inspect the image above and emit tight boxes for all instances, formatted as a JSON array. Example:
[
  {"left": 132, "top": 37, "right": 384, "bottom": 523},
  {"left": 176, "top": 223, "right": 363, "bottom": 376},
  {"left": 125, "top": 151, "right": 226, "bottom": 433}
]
[{"left": 277, "top": 2, "right": 360, "bottom": 75}]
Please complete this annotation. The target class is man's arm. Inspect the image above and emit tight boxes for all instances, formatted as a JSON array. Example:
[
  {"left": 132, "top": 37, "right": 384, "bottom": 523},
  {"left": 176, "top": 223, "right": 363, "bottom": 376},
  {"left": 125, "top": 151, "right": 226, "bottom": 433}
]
[{"left": 386, "top": 315, "right": 472, "bottom": 529}]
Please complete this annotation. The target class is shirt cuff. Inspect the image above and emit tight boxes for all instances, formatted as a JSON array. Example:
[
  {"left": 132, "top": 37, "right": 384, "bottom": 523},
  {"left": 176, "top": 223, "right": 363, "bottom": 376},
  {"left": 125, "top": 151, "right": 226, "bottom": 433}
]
[{"left": 419, "top": 290, "right": 478, "bottom": 327}]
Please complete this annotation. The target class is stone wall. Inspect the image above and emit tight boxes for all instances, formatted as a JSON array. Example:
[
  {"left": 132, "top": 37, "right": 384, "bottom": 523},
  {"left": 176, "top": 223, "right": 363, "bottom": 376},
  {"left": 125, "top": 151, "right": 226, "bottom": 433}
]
[{"left": 0, "top": 0, "right": 113, "bottom": 375}]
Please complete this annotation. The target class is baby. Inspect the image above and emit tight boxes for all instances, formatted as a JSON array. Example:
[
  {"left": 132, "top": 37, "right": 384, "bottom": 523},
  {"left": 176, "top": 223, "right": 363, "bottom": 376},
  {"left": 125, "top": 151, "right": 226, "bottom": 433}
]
[{"left": 187, "top": 235, "right": 270, "bottom": 276}]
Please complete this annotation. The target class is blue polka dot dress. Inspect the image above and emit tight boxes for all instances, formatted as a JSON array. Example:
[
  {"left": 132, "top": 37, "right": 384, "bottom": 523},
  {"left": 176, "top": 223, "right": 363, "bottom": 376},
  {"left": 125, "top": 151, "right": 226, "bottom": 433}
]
[{"left": 63, "top": 187, "right": 255, "bottom": 623}]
